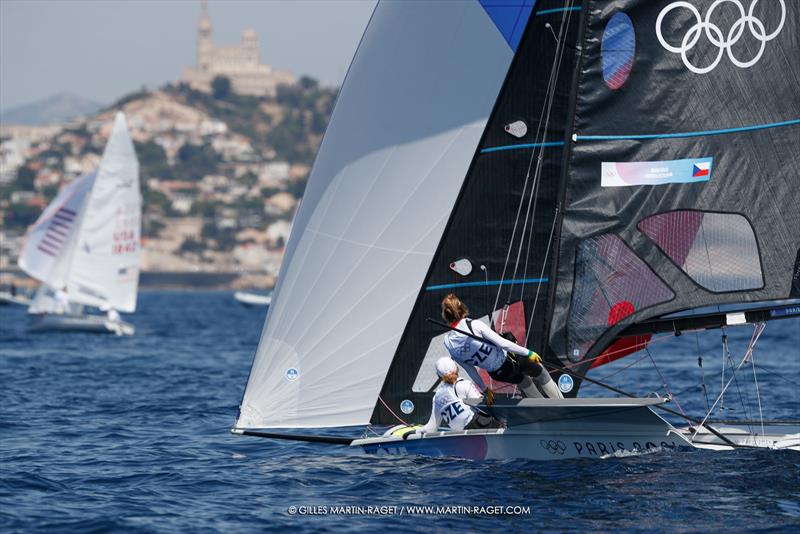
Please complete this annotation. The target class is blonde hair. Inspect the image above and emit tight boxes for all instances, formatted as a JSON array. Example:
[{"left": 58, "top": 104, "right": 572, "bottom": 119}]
[{"left": 441, "top": 293, "right": 468, "bottom": 323}]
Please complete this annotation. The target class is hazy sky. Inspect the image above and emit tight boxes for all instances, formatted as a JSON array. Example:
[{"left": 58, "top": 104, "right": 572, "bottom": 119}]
[{"left": 0, "top": 0, "right": 376, "bottom": 111}]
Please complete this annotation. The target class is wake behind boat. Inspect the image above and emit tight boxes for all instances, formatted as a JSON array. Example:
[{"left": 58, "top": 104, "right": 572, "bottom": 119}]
[
  {"left": 232, "top": 1, "right": 800, "bottom": 459},
  {"left": 17, "top": 112, "right": 142, "bottom": 336}
]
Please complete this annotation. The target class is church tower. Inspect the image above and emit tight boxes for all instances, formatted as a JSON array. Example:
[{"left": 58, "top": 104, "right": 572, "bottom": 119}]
[
  {"left": 197, "top": 0, "right": 213, "bottom": 72},
  {"left": 181, "top": 0, "right": 294, "bottom": 96}
]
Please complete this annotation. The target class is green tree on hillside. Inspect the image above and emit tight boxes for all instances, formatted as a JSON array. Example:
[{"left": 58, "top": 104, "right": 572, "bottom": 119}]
[
  {"left": 15, "top": 166, "right": 36, "bottom": 191},
  {"left": 212, "top": 76, "right": 232, "bottom": 100}
]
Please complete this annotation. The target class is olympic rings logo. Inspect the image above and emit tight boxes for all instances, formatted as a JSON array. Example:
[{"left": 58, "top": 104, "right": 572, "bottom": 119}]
[
  {"left": 656, "top": 0, "right": 786, "bottom": 74},
  {"left": 540, "top": 440, "right": 566, "bottom": 455}
]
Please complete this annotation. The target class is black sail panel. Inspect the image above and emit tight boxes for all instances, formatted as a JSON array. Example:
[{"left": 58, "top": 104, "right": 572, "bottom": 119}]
[
  {"left": 548, "top": 0, "right": 800, "bottom": 373},
  {"left": 372, "top": 2, "right": 584, "bottom": 424}
]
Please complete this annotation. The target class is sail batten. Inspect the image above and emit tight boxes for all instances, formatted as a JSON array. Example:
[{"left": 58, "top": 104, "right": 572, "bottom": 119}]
[{"left": 575, "top": 119, "right": 800, "bottom": 141}]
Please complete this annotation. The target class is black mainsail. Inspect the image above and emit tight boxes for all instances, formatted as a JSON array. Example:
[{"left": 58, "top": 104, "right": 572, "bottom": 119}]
[{"left": 373, "top": 0, "right": 799, "bottom": 425}]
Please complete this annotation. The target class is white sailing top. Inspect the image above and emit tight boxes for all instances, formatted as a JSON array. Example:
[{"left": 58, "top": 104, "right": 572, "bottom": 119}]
[
  {"left": 417, "top": 377, "right": 483, "bottom": 435},
  {"left": 444, "top": 318, "right": 531, "bottom": 388}
]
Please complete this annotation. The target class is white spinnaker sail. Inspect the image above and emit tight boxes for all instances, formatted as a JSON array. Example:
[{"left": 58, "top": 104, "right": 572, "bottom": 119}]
[
  {"left": 237, "top": 0, "right": 515, "bottom": 429},
  {"left": 18, "top": 170, "right": 97, "bottom": 289},
  {"left": 67, "top": 112, "right": 141, "bottom": 312}
]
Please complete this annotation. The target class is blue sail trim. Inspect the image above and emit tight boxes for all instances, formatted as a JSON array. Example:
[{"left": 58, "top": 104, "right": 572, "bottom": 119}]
[
  {"left": 479, "top": 0, "right": 536, "bottom": 52},
  {"left": 535, "top": 6, "right": 582, "bottom": 16},
  {"left": 575, "top": 119, "right": 800, "bottom": 141},
  {"left": 426, "top": 278, "right": 549, "bottom": 291},
  {"left": 481, "top": 141, "right": 565, "bottom": 153}
]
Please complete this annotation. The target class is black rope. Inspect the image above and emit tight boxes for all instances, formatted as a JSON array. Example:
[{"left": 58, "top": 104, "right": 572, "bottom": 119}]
[{"left": 234, "top": 429, "right": 353, "bottom": 445}]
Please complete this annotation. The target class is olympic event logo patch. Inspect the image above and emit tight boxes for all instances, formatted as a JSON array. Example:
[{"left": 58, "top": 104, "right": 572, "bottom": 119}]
[
  {"left": 558, "top": 374, "right": 574, "bottom": 393},
  {"left": 656, "top": 0, "right": 786, "bottom": 74},
  {"left": 540, "top": 440, "right": 567, "bottom": 455},
  {"left": 601, "top": 157, "right": 713, "bottom": 187},
  {"left": 400, "top": 400, "right": 415, "bottom": 414}
]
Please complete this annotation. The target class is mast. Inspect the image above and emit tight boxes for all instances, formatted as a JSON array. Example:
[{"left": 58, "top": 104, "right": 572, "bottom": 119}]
[{"left": 541, "top": 0, "right": 590, "bottom": 395}]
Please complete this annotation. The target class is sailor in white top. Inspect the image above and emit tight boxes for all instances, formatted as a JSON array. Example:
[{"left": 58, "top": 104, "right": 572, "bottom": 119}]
[
  {"left": 54, "top": 289, "right": 70, "bottom": 314},
  {"left": 440, "top": 293, "right": 563, "bottom": 399},
  {"left": 415, "top": 357, "right": 503, "bottom": 436}
]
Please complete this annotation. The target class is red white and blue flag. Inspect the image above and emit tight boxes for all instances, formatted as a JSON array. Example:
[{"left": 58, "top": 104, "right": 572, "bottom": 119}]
[
  {"left": 692, "top": 161, "right": 710, "bottom": 178},
  {"left": 37, "top": 207, "right": 76, "bottom": 257}
]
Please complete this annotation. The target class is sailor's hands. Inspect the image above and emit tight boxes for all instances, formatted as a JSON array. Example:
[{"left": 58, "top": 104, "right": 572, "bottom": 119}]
[
  {"left": 484, "top": 387, "right": 494, "bottom": 407},
  {"left": 527, "top": 350, "right": 542, "bottom": 365}
]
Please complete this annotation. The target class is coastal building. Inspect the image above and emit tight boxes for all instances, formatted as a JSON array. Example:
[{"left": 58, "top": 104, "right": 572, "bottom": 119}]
[{"left": 181, "top": 1, "right": 294, "bottom": 97}]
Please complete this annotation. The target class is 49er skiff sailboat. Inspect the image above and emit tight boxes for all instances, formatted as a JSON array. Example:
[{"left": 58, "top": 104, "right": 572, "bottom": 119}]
[
  {"left": 232, "top": 0, "right": 799, "bottom": 459},
  {"left": 18, "top": 112, "right": 141, "bottom": 336}
]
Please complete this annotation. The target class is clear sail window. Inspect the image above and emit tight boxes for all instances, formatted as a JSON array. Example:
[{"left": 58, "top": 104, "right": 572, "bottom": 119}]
[
  {"left": 638, "top": 211, "right": 764, "bottom": 293},
  {"left": 567, "top": 234, "right": 674, "bottom": 362}
]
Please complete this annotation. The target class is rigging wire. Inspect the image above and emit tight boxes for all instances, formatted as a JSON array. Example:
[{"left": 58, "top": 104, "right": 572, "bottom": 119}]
[
  {"left": 750, "top": 347, "right": 766, "bottom": 436},
  {"left": 752, "top": 363, "right": 796, "bottom": 386},
  {"left": 721, "top": 328, "right": 753, "bottom": 433},
  {"left": 646, "top": 347, "right": 690, "bottom": 420},
  {"left": 491, "top": 0, "right": 576, "bottom": 321},
  {"left": 695, "top": 330, "right": 711, "bottom": 413},
  {"left": 720, "top": 332, "right": 726, "bottom": 411},
  {"left": 692, "top": 322, "right": 766, "bottom": 440},
  {"left": 378, "top": 396, "right": 409, "bottom": 426},
  {"left": 582, "top": 351, "right": 651, "bottom": 384},
  {"left": 515, "top": 5, "right": 576, "bottom": 300}
]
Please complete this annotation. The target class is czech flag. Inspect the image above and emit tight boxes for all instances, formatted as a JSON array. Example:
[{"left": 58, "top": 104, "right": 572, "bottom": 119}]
[{"left": 692, "top": 161, "right": 710, "bottom": 177}]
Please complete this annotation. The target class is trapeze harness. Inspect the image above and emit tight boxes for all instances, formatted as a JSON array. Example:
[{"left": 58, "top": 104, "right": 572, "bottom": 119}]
[{"left": 444, "top": 318, "right": 541, "bottom": 386}]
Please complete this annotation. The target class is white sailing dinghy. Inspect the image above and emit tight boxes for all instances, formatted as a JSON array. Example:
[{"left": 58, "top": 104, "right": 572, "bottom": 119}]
[
  {"left": 232, "top": 1, "right": 799, "bottom": 459},
  {"left": 18, "top": 112, "right": 141, "bottom": 336},
  {"left": 234, "top": 291, "right": 272, "bottom": 307}
]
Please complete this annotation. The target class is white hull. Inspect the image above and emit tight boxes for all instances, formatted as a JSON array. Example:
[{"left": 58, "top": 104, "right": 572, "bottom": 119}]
[
  {"left": 0, "top": 291, "right": 32, "bottom": 307},
  {"left": 353, "top": 398, "right": 688, "bottom": 460},
  {"left": 30, "top": 313, "right": 135, "bottom": 336},
  {"left": 234, "top": 291, "right": 271, "bottom": 307},
  {"left": 352, "top": 399, "right": 800, "bottom": 460}
]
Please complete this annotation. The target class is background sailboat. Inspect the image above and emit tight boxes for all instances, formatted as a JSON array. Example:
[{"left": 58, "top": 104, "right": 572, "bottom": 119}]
[
  {"left": 0, "top": 287, "right": 32, "bottom": 307},
  {"left": 233, "top": 0, "right": 799, "bottom": 459},
  {"left": 18, "top": 112, "right": 142, "bottom": 336},
  {"left": 233, "top": 290, "right": 272, "bottom": 307}
]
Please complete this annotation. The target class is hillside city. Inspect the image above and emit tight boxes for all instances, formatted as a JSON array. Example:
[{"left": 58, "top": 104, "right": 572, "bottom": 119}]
[{"left": 0, "top": 7, "right": 336, "bottom": 289}]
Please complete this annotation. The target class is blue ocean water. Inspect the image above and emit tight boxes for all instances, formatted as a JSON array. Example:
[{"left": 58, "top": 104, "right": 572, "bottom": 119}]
[{"left": 1, "top": 291, "right": 798, "bottom": 532}]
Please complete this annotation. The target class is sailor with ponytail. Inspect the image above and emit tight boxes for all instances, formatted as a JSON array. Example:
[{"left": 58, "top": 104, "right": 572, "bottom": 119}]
[{"left": 440, "top": 293, "right": 563, "bottom": 400}]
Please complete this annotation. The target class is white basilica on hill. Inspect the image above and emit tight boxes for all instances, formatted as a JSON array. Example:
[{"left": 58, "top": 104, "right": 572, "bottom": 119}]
[{"left": 181, "top": 1, "right": 295, "bottom": 97}]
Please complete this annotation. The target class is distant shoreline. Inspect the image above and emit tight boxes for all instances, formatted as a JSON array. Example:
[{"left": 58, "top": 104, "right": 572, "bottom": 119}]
[{"left": 0, "top": 269, "right": 273, "bottom": 290}]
